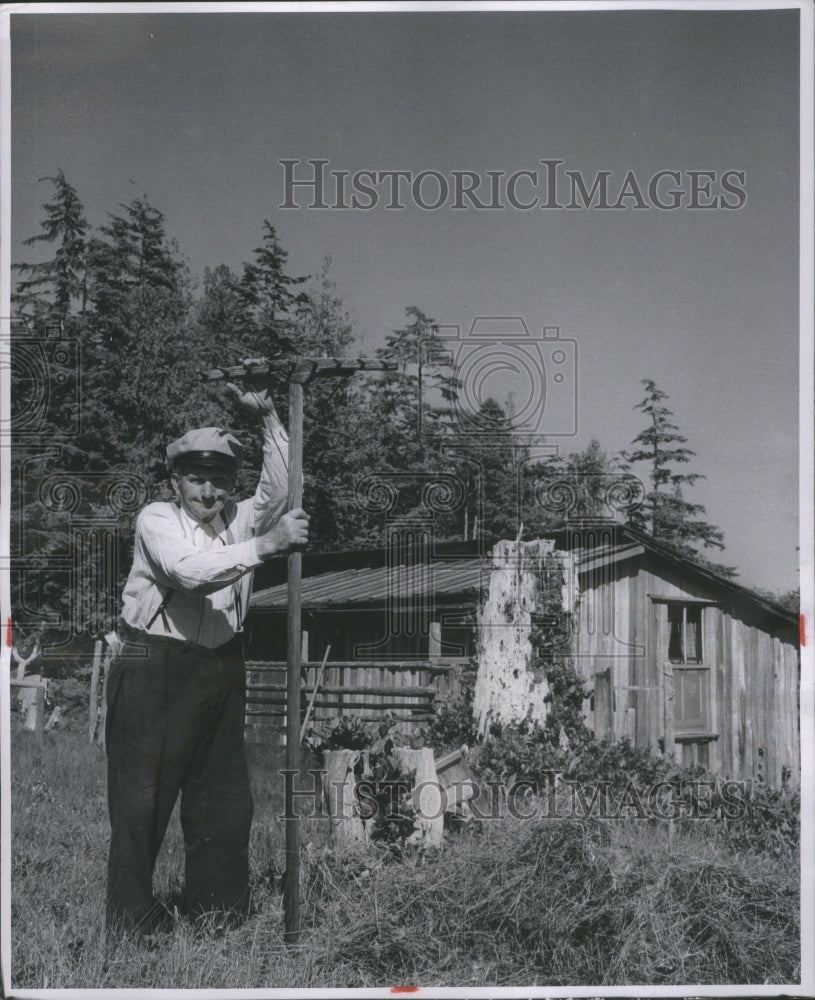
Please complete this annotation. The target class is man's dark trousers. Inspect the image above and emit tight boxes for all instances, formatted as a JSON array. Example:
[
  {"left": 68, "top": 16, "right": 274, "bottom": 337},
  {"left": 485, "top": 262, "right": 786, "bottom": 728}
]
[{"left": 105, "top": 633, "right": 253, "bottom": 932}]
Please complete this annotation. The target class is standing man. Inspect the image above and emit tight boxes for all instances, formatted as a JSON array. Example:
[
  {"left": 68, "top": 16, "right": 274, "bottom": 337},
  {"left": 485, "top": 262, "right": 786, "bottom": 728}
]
[{"left": 106, "top": 383, "right": 308, "bottom": 934}]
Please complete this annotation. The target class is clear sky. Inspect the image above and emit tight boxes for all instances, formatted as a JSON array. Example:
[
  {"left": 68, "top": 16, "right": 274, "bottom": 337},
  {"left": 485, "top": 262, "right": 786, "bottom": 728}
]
[{"left": 8, "top": 4, "right": 802, "bottom": 594}]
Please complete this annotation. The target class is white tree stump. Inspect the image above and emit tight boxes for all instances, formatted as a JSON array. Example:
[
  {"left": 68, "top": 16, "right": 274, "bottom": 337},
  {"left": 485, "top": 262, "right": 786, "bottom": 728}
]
[
  {"left": 322, "top": 749, "right": 368, "bottom": 849},
  {"left": 473, "top": 539, "right": 558, "bottom": 737},
  {"left": 392, "top": 747, "right": 444, "bottom": 848},
  {"left": 18, "top": 677, "right": 46, "bottom": 734},
  {"left": 45, "top": 706, "right": 64, "bottom": 732}
]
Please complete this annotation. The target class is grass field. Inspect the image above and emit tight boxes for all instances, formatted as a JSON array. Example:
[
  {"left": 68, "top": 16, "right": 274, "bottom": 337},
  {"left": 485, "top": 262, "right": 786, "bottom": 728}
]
[{"left": 8, "top": 681, "right": 801, "bottom": 990}]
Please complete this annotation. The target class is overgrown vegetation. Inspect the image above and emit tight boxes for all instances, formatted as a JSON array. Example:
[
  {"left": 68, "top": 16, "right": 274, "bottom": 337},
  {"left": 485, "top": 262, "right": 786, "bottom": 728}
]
[
  {"left": 428, "top": 649, "right": 799, "bottom": 860},
  {"left": 11, "top": 702, "right": 800, "bottom": 989}
]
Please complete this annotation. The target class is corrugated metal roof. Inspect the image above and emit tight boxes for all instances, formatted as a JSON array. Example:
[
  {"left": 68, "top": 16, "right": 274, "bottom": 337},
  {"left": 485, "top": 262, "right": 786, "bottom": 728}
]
[
  {"left": 250, "top": 529, "right": 797, "bottom": 627},
  {"left": 250, "top": 557, "right": 488, "bottom": 609},
  {"left": 250, "top": 542, "right": 636, "bottom": 611}
]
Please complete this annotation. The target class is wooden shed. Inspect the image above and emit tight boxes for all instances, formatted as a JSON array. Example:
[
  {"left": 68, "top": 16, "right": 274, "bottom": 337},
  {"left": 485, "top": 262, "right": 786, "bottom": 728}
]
[
  {"left": 555, "top": 521, "right": 800, "bottom": 788},
  {"left": 247, "top": 527, "right": 800, "bottom": 786}
]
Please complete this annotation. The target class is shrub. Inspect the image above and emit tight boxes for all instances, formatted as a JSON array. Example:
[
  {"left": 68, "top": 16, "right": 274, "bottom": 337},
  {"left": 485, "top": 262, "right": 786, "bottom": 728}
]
[{"left": 426, "top": 656, "right": 478, "bottom": 752}]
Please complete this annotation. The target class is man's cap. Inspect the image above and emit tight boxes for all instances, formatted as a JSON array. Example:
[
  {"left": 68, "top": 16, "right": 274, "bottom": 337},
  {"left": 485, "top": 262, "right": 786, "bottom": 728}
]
[{"left": 166, "top": 427, "right": 244, "bottom": 470}]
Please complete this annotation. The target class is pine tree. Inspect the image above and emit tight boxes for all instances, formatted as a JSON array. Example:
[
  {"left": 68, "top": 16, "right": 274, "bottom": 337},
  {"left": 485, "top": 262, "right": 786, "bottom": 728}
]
[
  {"left": 237, "top": 221, "right": 310, "bottom": 357},
  {"left": 86, "top": 194, "right": 183, "bottom": 343},
  {"left": 524, "top": 439, "right": 634, "bottom": 531},
  {"left": 447, "top": 397, "right": 528, "bottom": 543},
  {"left": 13, "top": 169, "right": 88, "bottom": 323},
  {"left": 624, "top": 379, "right": 734, "bottom": 574}
]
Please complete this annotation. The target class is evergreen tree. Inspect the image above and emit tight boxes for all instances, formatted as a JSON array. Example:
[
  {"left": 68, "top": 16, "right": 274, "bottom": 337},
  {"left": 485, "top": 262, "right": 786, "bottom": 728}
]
[
  {"left": 446, "top": 397, "right": 528, "bottom": 543},
  {"left": 237, "top": 221, "right": 310, "bottom": 357},
  {"left": 12, "top": 169, "right": 88, "bottom": 323},
  {"left": 11, "top": 187, "right": 211, "bottom": 641},
  {"left": 524, "top": 439, "right": 635, "bottom": 532},
  {"left": 86, "top": 194, "right": 184, "bottom": 343},
  {"left": 624, "top": 379, "right": 735, "bottom": 575}
]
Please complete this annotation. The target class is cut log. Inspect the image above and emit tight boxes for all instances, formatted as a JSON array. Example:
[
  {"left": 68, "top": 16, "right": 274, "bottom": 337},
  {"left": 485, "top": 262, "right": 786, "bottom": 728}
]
[
  {"left": 322, "top": 749, "right": 368, "bottom": 849},
  {"left": 45, "top": 706, "right": 63, "bottom": 732},
  {"left": 392, "top": 747, "right": 444, "bottom": 848},
  {"left": 18, "top": 676, "right": 46, "bottom": 735}
]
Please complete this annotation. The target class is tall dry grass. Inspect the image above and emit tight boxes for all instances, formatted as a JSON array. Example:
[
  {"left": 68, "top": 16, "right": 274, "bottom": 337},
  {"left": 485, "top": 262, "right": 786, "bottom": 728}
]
[{"left": 9, "top": 697, "right": 801, "bottom": 990}]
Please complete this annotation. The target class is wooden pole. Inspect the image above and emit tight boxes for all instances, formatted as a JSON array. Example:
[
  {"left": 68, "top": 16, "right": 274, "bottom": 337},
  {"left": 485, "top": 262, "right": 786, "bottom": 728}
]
[
  {"left": 284, "top": 379, "right": 304, "bottom": 946},
  {"left": 34, "top": 683, "right": 46, "bottom": 739},
  {"left": 663, "top": 661, "right": 676, "bottom": 761},
  {"left": 89, "top": 638, "right": 102, "bottom": 743},
  {"left": 300, "top": 645, "right": 331, "bottom": 743}
]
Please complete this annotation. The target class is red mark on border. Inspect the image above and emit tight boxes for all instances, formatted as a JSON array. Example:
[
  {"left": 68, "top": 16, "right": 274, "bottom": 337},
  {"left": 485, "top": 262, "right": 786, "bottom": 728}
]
[
  {"left": 390, "top": 989, "right": 419, "bottom": 995},
  {"left": 800, "top": 614, "right": 806, "bottom": 647},
  {"left": 5, "top": 618, "right": 12, "bottom": 647}
]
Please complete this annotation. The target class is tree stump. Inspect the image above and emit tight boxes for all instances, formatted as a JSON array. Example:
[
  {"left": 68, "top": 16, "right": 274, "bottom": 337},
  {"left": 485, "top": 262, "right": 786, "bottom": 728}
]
[
  {"left": 18, "top": 676, "right": 46, "bottom": 733},
  {"left": 473, "top": 539, "right": 559, "bottom": 737},
  {"left": 322, "top": 749, "right": 368, "bottom": 849},
  {"left": 392, "top": 747, "right": 444, "bottom": 848}
]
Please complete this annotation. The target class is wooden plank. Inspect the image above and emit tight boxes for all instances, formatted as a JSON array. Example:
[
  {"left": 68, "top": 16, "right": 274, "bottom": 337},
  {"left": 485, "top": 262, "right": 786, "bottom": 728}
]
[
  {"left": 704, "top": 606, "right": 718, "bottom": 773},
  {"left": 663, "top": 661, "right": 675, "bottom": 761},
  {"left": 733, "top": 616, "right": 749, "bottom": 779},
  {"left": 726, "top": 612, "right": 739, "bottom": 777},
  {"left": 247, "top": 697, "right": 435, "bottom": 711},
  {"left": 623, "top": 706, "right": 636, "bottom": 740},
  {"left": 593, "top": 669, "right": 612, "bottom": 740},
  {"left": 245, "top": 659, "right": 465, "bottom": 672},
  {"left": 713, "top": 607, "right": 727, "bottom": 777},
  {"left": 791, "top": 642, "right": 801, "bottom": 778},
  {"left": 89, "top": 639, "right": 102, "bottom": 742},
  {"left": 98, "top": 648, "right": 111, "bottom": 751},
  {"left": 9, "top": 678, "right": 49, "bottom": 690},
  {"left": 247, "top": 683, "right": 438, "bottom": 697},
  {"left": 34, "top": 684, "right": 46, "bottom": 739},
  {"left": 757, "top": 627, "right": 771, "bottom": 784},
  {"left": 284, "top": 377, "right": 304, "bottom": 946},
  {"left": 246, "top": 709, "right": 434, "bottom": 723}
]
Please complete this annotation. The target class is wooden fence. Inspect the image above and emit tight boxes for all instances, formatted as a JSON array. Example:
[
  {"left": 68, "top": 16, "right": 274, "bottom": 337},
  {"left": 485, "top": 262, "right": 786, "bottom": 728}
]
[{"left": 245, "top": 652, "right": 466, "bottom": 744}]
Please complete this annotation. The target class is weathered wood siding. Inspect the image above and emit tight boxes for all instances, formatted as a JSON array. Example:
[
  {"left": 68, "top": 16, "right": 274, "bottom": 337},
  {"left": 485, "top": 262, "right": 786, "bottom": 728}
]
[{"left": 572, "top": 553, "right": 799, "bottom": 787}]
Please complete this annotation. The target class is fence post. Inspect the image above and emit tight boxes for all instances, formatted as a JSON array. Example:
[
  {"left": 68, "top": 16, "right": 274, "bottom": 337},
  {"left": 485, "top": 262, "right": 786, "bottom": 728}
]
[
  {"left": 34, "top": 683, "right": 46, "bottom": 739},
  {"left": 663, "top": 661, "right": 675, "bottom": 761},
  {"left": 89, "top": 638, "right": 103, "bottom": 742}
]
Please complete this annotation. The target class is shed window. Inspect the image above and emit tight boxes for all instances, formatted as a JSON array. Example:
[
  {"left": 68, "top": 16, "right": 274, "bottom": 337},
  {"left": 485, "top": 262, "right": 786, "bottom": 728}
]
[
  {"left": 668, "top": 604, "right": 702, "bottom": 664},
  {"left": 674, "top": 667, "right": 710, "bottom": 731}
]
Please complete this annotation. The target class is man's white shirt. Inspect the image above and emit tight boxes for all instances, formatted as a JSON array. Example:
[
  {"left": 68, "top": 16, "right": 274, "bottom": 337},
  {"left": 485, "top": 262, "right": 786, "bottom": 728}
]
[{"left": 121, "top": 417, "right": 289, "bottom": 649}]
